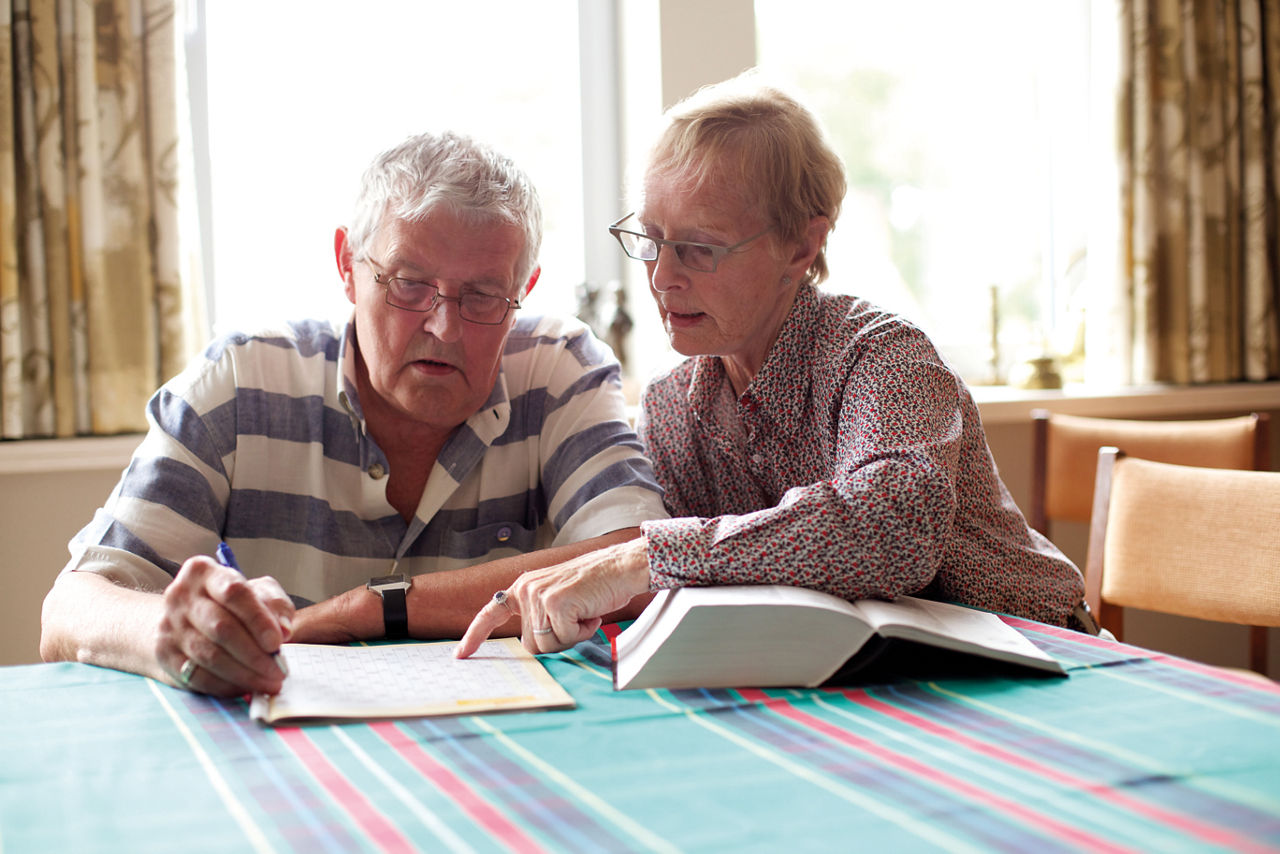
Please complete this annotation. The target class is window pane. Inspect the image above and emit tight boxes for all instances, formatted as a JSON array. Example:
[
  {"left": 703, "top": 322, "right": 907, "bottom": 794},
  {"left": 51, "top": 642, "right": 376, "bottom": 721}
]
[
  {"left": 203, "top": 1, "right": 584, "bottom": 335},
  {"left": 755, "top": 0, "right": 1095, "bottom": 384}
]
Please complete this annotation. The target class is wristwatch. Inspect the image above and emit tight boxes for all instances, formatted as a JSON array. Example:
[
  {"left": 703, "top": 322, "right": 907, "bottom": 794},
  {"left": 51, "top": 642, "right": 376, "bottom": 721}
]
[{"left": 366, "top": 573, "right": 411, "bottom": 639}]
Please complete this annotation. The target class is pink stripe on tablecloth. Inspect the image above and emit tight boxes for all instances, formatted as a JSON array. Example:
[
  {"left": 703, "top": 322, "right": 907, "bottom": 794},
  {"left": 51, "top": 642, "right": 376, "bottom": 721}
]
[
  {"left": 371, "top": 721, "right": 545, "bottom": 854},
  {"left": 1002, "top": 616, "right": 1280, "bottom": 694},
  {"left": 837, "top": 688, "right": 1272, "bottom": 853},
  {"left": 276, "top": 727, "right": 416, "bottom": 853},
  {"left": 738, "top": 689, "right": 1132, "bottom": 854}
]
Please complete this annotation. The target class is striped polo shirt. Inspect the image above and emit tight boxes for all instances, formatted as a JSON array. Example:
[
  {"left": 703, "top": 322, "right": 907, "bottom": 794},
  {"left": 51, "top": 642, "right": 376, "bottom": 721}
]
[{"left": 64, "top": 314, "right": 667, "bottom": 605}]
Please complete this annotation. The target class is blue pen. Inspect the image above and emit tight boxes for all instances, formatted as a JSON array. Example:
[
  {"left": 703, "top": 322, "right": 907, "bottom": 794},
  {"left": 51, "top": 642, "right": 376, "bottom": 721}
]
[{"left": 216, "top": 542, "right": 289, "bottom": 677}]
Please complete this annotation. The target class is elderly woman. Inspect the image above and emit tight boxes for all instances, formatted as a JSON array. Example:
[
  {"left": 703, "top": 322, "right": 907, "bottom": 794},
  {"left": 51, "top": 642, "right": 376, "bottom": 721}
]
[{"left": 458, "top": 75, "right": 1090, "bottom": 657}]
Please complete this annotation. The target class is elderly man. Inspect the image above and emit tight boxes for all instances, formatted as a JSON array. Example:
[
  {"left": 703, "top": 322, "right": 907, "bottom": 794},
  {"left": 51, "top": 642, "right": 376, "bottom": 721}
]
[{"left": 40, "top": 131, "right": 666, "bottom": 696}]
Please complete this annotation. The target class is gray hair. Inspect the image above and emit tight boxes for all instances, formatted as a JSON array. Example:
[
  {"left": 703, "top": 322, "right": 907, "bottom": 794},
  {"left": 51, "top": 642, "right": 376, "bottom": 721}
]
[{"left": 347, "top": 131, "right": 543, "bottom": 295}]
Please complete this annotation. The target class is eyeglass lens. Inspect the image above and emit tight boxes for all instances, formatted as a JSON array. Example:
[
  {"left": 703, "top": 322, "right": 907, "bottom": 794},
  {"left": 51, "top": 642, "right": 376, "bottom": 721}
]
[
  {"left": 384, "top": 278, "right": 513, "bottom": 324},
  {"left": 617, "top": 230, "right": 719, "bottom": 273}
]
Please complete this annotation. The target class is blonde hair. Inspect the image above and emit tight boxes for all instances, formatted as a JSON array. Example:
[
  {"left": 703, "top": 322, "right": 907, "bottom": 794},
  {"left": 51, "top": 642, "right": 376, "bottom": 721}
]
[{"left": 644, "top": 73, "right": 846, "bottom": 285}]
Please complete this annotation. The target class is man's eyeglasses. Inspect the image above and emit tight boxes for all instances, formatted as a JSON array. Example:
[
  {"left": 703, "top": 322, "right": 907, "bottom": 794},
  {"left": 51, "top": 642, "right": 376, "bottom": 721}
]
[
  {"left": 365, "top": 259, "right": 520, "bottom": 325},
  {"left": 607, "top": 212, "right": 773, "bottom": 273}
]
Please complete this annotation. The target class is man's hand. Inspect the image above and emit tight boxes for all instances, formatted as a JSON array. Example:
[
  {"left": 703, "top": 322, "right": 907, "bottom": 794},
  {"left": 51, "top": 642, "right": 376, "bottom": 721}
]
[
  {"left": 455, "top": 537, "right": 652, "bottom": 658},
  {"left": 156, "top": 556, "right": 294, "bottom": 696}
]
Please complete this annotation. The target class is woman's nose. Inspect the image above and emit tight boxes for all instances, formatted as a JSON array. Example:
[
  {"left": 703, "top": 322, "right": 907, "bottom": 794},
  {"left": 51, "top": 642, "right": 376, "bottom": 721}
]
[{"left": 647, "top": 245, "right": 688, "bottom": 294}]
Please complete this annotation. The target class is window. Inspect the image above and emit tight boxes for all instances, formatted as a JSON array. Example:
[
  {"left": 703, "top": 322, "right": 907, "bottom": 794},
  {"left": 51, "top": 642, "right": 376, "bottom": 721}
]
[
  {"left": 193, "top": 1, "right": 587, "bottom": 336},
  {"left": 189, "top": 2, "right": 1116, "bottom": 391},
  {"left": 754, "top": 0, "right": 1113, "bottom": 386}
]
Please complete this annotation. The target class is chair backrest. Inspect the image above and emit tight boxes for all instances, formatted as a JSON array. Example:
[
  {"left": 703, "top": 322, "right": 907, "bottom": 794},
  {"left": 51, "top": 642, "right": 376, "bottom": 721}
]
[
  {"left": 1030, "top": 411, "right": 1269, "bottom": 535},
  {"left": 1085, "top": 448, "right": 1280, "bottom": 673}
]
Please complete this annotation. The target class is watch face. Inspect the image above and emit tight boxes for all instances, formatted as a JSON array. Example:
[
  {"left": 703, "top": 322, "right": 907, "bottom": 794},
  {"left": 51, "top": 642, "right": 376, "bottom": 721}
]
[{"left": 368, "top": 574, "right": 410, "bottom": 590}]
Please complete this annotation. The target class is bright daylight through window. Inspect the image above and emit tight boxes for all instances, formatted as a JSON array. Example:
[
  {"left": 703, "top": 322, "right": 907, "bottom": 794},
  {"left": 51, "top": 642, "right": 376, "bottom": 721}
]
[
  {"left": 196, "top": 1, "right": 585, "bottom": 337},
  {"left": 194, "top": 2, "right": 1111, "bottom": 391},
  {"left": 755, "top": 0, "right": 1111, "bottom": 387}
]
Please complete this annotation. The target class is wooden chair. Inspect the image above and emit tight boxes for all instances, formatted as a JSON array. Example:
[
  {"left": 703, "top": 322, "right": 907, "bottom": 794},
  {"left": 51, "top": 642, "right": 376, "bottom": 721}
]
[
  {"left": 1085, "top": 448, "right": 1280, "bottom": 675},
  {"left": 1029, "top": 410, "right": 1269, "bottom": 536}
]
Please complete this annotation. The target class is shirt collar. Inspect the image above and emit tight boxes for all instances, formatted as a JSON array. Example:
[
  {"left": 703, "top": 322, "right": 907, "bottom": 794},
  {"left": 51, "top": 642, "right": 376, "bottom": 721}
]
[
  {"left": 337, "top": 317, "right": 365, "bottom": 437},
  {"left": 685, "top": 282, "right": 820, "bottom": 435}
]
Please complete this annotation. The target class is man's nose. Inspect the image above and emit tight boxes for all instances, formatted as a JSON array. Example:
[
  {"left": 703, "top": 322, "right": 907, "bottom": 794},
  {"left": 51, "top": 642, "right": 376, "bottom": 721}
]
[{"left": 420, "top": 294, "right": 465, "bottom": 343}]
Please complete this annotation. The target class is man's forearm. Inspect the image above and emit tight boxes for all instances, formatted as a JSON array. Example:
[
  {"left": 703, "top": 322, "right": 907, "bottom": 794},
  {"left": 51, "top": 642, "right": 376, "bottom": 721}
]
[
  {"left": 40, "top": 572, "right": 166, "bottom": 681},
  {"left": 293, "top": 527, "right": 648, "bottom": 643}
]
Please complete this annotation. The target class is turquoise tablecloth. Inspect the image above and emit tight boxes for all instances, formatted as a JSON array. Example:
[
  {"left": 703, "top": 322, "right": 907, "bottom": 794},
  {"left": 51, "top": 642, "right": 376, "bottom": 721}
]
[{"left": 2, "top": 617, "right": 1279, "bottom": 852}]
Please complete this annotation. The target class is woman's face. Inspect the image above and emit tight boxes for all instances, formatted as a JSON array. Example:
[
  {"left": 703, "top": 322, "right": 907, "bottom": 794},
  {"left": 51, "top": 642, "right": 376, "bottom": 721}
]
[{"left": 637, "top": 167, "right": 810, "bottom": 386}]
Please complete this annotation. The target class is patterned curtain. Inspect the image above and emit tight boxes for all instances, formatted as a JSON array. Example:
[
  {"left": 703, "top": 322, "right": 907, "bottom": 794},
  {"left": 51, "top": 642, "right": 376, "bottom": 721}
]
[
  {"left": 1113, "top": 0, "right": 1280, "bottom": 384},
  {"left": 0, "top": 0, "right": 202, "bottom": 439}
]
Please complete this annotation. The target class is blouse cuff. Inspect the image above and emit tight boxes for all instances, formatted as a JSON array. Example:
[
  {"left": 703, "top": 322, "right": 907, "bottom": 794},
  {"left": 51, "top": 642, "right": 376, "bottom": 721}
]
[{"left": 641, "top": 517, "right": 708, "bottom": 589}]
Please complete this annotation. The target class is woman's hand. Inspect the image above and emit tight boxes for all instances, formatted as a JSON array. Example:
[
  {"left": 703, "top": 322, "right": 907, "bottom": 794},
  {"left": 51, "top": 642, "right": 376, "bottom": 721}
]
[
  {"left": 455, "top": 538, "right": 652, "bottom": 657},
  {"left": 156, "top": 556, "right": 294, "bottom": 696}
]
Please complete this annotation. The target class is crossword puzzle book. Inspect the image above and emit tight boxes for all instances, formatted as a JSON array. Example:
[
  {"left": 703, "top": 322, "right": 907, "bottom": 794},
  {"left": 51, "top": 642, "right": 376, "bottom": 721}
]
[{"left": 248, "top": 638, "right": 575, "bottom": 724}]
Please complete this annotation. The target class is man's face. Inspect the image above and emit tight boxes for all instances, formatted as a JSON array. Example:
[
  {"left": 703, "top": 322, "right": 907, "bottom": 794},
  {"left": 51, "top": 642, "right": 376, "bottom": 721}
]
[{"left": 344, "top": 209, "right": 526, "bottom": 436}]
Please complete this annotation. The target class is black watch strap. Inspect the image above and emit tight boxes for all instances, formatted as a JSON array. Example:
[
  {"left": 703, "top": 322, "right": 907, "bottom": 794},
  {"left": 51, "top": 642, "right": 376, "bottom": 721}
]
[
  {"left": 381, "top": 585, "right": 409, "bottom": 640},
  {"left": 367, "top": 574, "right": 411, "bottom": 640}
]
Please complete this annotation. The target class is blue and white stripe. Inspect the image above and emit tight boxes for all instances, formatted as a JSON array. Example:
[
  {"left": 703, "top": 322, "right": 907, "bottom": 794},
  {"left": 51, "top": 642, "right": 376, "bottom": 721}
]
[{"left": 65, "top": 313, "right": 666, "bottom": 604}]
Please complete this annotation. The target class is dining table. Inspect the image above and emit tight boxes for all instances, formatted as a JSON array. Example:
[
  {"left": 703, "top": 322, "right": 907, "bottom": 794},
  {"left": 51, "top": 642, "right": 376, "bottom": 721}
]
[{"left": 2, "top": 615, "right": 1278, "bottom": 852}]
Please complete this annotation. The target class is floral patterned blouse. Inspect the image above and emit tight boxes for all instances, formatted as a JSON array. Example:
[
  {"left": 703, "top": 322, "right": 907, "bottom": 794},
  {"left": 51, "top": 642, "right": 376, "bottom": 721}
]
[{"left": 637, "top": 282, "right": 1086, "bottom": 628}]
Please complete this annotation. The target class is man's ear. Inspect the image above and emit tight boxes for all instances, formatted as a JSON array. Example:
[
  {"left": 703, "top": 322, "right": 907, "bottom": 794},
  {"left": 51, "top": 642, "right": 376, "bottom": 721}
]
[
  {"left": 522, "top": 265, "right": 541, "bottom": 300},
  {"left": 335, "top": 227, "right": 357, "bottom": 304}
]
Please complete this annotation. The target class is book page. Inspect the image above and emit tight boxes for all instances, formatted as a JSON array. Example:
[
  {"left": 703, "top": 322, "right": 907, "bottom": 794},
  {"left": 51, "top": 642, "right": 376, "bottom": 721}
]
[
  {"left": 250, "top": 638, "right": 574, "bottom": 724},
  {"left": 853, "top": 597, "right": 1063, "bottom": 673}
]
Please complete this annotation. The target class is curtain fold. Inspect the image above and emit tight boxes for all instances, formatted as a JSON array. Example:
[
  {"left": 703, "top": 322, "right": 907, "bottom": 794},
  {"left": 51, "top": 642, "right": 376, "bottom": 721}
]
[
  {"left": 0, "top": 0, "right": 201, "bottom": 440},
  {"left": 1117, "top": 0, "right": 1280, "bottom": 384}
]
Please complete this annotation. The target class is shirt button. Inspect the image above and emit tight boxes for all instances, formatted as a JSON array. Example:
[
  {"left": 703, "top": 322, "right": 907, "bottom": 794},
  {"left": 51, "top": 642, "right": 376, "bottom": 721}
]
[
  {"left": 497, "top": 526, "right": 512, "bottom": 542},
  {"left": 751, "top": 453, "right": 765, "bottom": 466},
  {"left": 368, "top": 462, "right": 386, "bottom": 480}
]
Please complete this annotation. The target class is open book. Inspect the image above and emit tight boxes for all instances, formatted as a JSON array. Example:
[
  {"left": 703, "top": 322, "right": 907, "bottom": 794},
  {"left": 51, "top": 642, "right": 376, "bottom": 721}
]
[
  {"left": 249, "top": 637, "right": 574, "bottom": 725},
  {"left": 614, "top": 585, "right": 1065, "bottom": 691}
]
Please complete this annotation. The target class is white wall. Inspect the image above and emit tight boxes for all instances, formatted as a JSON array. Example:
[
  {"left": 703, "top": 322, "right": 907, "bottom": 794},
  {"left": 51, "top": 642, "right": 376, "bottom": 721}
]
[
  {"left": 657, "top": 0, "right": 757, "bottom": 108},
  {"left": 0, "top": 450, "right": 133, "bottom": 666}
]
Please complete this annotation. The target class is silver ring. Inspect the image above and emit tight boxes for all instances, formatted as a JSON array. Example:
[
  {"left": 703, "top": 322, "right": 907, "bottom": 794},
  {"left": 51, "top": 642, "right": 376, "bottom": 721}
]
[
  {"left": 492, "top": 590, "right": 511, "bottom": 610},
  {"left": 178, "top": 657, "right": 198, "bottom": 687},
  {"left": 531, "top": 626, "right": 555, "bottom": 635}
]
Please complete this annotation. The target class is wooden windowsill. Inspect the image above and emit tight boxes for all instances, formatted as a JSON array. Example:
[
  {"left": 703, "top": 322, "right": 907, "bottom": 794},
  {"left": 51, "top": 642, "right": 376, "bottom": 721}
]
[
  {"left": 0, "top": 434, "right": 142, "bottom": 475},
  {"left": 2, "top": 382, "right": 1279, "bottom": 474},
  {"left": 971, "top": 381, "right": 1280, "bottom": 425}
]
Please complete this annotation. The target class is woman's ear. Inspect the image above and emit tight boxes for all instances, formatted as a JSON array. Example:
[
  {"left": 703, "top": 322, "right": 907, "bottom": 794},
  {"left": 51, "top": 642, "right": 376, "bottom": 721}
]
[
  {"left": 335, "top": 227, "right": 357, "bottom": 304},
  {"left": 785, "top": 215, "right": 831, "bottom": 284}
]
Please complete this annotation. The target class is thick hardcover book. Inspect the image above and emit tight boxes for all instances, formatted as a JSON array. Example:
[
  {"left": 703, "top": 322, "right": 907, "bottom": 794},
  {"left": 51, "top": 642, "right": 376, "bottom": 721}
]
[{"left": 614, "top": 585, "right": 1066, "bottom": 690}]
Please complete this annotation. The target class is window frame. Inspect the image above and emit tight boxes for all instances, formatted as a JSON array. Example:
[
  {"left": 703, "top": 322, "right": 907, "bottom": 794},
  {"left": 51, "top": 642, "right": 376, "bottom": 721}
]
[{"left": 182, "top": 0, "right": 606, "bottom": 341}]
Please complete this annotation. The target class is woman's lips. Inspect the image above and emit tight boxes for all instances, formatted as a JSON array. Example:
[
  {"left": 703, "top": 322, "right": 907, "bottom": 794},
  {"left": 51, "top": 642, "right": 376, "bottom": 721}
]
[{"left": 665, "top": 309, "right": 705, "bottom": 329}]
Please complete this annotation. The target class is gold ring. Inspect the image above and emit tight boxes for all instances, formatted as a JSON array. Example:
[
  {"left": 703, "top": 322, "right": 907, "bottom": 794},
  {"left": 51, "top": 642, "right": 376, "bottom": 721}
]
[{"left": 178, "top": 657, "right": 198, "bottom": 687}]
